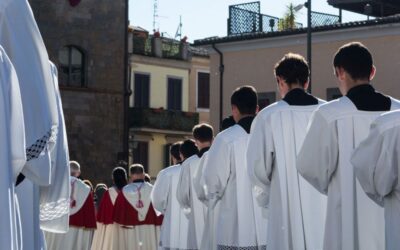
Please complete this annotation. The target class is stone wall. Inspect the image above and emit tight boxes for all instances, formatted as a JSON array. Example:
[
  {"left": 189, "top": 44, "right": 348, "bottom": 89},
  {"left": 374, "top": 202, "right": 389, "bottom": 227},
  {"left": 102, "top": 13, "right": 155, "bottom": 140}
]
[{"left": 29, "top": 0, "right": 126, "bottom": 184}]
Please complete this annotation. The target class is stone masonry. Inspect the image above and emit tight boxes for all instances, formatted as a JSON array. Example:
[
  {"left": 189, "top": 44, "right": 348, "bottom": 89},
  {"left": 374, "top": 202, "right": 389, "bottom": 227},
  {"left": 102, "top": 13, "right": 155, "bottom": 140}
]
[{"left": 29, "top": 0, "right": 126, "bottom": 184}]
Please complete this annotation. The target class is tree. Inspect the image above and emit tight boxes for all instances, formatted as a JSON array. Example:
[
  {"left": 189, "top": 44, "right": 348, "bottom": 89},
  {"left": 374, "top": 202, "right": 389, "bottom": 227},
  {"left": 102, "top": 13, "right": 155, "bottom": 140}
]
[{"left": 278, "top": 3, "right": 297, "bottom": 31}]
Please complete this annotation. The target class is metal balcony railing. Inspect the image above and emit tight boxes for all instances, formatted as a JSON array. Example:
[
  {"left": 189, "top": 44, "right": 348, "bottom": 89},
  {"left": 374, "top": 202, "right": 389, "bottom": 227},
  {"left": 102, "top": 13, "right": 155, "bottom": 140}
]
[{"left": 129, "top": 107, "right": 199, "bottom": 132}]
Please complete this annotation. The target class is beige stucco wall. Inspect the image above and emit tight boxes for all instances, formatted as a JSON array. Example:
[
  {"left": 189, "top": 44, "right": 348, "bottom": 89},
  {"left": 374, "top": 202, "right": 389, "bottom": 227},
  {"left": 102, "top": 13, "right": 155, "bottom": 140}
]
[
  {"left": 208, "top": 23, "right": 400, "bottom": 131},
  {"left": 130, "top": 61, "right": 190, "bottom": 111},
  {"left": 147, "top": 133, "right": 166, "bottom": 177},
  {"left": 189, "top": 56, "right": 211, "bottom": 124}
]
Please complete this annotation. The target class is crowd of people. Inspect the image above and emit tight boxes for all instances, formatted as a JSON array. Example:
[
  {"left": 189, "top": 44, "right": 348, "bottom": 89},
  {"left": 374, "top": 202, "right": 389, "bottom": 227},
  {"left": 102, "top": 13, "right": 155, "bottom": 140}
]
[
  {"left": 154, "top": 42, "right": 400, "bottom": 250},
  {"left": 2, "top": 0, "right": 400, "bottom": 249}
]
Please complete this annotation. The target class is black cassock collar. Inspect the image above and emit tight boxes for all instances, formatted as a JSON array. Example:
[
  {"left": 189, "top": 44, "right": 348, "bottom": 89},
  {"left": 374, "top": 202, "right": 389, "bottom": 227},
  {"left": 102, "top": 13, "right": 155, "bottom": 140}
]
[
  {"left": 238, "top": 116, "right": 255, "bottom": 134},
  {"left": 198, "top": 147, "right": 210, "bottom": 158},
  {"left": 346, "top": 84, "right": 391, "bottom": 111},
  {"left": 283, "top": 88, "right": 318, "bottom": 106}
]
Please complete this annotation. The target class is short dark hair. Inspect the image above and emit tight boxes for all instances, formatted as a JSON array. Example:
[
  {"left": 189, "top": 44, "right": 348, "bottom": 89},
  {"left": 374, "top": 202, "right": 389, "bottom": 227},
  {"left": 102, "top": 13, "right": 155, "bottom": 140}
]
[
  {"left": 112, "top": 167, "right": 127, "bottom": 190},
  {"left": 170, "top": 141, "right": 182, "bottom": 162},
  {"left": 192, "top": 123, "right": 213, "bottom": 142},
  {"left": 179, "top": 139, "right": 198, "bottom": 159},
  {"left": 129, "top": 164, "right": 144, "bottom": 175},
  {"left": 274, "top": 53, "right": 309, "bottom": 86},
  {"left": 333, "top": 42, "right": 373, "bottom": 81},
  {"left": 221, "top": 116, "right": 236, "bottom": 131},
  {"left": 230, "top": 85, "right": 258, "bottom": 115}
]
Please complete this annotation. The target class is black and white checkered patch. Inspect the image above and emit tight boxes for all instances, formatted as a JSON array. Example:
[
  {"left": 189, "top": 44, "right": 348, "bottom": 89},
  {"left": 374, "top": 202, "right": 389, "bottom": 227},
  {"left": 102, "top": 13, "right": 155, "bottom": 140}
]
[
  {"left": 26, "top": 127, "right": 57, "bottom": 161},
  {"left": 217, "top": 245, "right": 267, "bottom": 250}
]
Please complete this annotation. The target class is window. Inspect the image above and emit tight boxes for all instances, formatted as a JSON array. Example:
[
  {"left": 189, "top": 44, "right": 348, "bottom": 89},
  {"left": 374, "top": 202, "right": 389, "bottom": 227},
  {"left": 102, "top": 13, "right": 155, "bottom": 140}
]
[
  {"left": 134, "top": 73, "right": 150, "bottom": 107},
  {"left": 132, "top": 141, "right": 149, "bottom": 172},
  {"left": 258, "top": 92, "right": 276, "bottom": 109},
  {"left": 167, "top": 77, "right": 182, "bottom": 110},
  {"left": 59, "top": 45, "right": 85, "bottom": 87},
  {"left": 326, "top": 88, "right": 342, "bottom": 101},
  {"left": 197, "top": 72, "right": 210, "bottom": 109}
]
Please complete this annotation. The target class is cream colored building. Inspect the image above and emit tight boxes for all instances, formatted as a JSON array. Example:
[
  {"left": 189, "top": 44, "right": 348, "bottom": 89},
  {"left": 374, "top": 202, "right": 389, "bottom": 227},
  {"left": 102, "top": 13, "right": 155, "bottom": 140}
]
[
  {"left": 194, "top": 16, "right": 400, "bottom": 131},
  {"left": 128, "top": 28, "right": 210, "bottom": 177}
]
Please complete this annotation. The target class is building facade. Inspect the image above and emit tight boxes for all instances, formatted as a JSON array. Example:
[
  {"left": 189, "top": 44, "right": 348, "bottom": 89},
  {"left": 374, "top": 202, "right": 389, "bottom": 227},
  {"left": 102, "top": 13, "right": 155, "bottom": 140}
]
[
  {"left": 195, "top": 17, "right": 400, "bottom": 131},
  {"left": 129, "top": 28, "right": 210, "bottom": 177},
  {"left": 29, "top": 0, "right": 127, "bottom": 183}
]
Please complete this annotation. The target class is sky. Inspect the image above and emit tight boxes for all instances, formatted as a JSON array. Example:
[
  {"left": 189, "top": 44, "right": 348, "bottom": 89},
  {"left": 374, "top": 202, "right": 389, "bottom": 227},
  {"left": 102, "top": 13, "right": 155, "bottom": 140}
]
[{"left": 129, "top": 0, "right": 367, "bottom": 42}]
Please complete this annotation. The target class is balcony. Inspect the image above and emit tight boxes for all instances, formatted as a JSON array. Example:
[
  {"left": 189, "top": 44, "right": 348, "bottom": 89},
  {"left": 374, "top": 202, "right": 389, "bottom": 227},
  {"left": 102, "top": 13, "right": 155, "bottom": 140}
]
[
  {"left": 130, "top": 36, "right": 189, "bottom": 61},
  {"left": 129, "top": 107, "right": 199, "bottom": 133}
]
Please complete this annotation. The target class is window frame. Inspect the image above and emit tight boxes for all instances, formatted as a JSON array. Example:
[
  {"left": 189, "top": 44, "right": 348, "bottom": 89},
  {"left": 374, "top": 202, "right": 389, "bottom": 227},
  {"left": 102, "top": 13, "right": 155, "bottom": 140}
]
[
  {"left": 133, "top": 72, "right": 151, "bottom": 108},
  {"left": 59, "top": 45, "right": 86, "bottom": 87},
  {"left": 166, "top": 76, "right": 183, "bottom": 111},
  {"left": 196, "top": 69, "right": 211, "bottom": 111}
]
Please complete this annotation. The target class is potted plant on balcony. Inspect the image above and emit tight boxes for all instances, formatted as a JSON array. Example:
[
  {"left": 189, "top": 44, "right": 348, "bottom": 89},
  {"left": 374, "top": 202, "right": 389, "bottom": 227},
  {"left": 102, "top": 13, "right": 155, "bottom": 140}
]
[{"left": 152, "top": 107, "right": 164, "bottom": 113}]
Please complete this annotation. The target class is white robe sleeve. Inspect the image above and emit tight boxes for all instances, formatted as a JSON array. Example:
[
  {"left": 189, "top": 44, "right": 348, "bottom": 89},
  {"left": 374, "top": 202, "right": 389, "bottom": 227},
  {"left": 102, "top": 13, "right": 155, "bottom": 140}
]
[
  {"left": 151, "top": 170, "right": 170, "bottom": 214},
  {"left": 39, "top": 63, "right": 70, "bottom": 233},
  {"left": 0, "top": 0, "right": 58, "bottom": 186},
  {"left": 246, "top": 115, "right": 274, "bottom": 207},
  {"left": 352, "top": 125, "right": 397, "bottom": 206},
  {"left": 297, "top": 110, "right": 338, "bottom": 194},
  {"left": 176, "top": 160, "right": 192, "bottom": 213},
  {"left": 203, "top": 135, "right": 231, "bottom": 209}
]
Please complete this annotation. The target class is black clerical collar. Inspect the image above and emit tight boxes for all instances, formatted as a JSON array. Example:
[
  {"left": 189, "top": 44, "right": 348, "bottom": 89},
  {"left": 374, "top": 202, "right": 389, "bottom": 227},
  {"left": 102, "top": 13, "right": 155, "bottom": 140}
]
[
  {"left": 238, "top": 116, "right": 255, "bottom": 134},
  {"left": 346, "top": 84, "right": 391, "bottom": 111},
  {"left": 198, "top": 147, "right": 210, "bottom": 158},
  {"left": 133, "top": 179, "right": 145, "bottom": 183},
  {"left": 283, "top": 88, "right": 318, "bottom": 106}
]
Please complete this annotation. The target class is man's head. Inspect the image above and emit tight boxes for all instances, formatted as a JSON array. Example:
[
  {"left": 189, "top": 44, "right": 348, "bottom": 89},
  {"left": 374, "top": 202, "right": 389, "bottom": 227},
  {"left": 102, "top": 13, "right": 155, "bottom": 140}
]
[
  {"left": 170, "top": 141, "right": 183, "bottom": 165},
  {"left": 129, "top": 164, "right": 145, "bottom": 182},
  {"left": 70, "top": 161, "right": 81, "bottom": 177},
  {"left": 231, "top": 85, "right": 258, "bottom": 122},
  {"left": 221, "top": 116, "right": 236, "bottom": 131},
  {"left": 192, "top": 123, "right": 214, "bottom": 150},
  {"left": 274, "top": 53, "right": 310, "bottom": 98},
  {"left": 179, "top": 139, "right": 198, "bottom": 161},
  {"left": 333, "top": 42, "right": 375, "bottom": 95},
  {"left": 112, "top": 167, "right": 127, "bottom": 190}
]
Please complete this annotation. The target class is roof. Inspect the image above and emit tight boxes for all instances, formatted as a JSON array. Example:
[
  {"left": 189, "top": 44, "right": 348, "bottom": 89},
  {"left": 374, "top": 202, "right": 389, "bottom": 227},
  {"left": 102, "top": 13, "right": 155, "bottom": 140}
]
[
  {"left": 194, "top": 15, "right": 400, "bottom": 46},
  {"left": 130, "top": 26, "right": 149, "bottom": 33}
]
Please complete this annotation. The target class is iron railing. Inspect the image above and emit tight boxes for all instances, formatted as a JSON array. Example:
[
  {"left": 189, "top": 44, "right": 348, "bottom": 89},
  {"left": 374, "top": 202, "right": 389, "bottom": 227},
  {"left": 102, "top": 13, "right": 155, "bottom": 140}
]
[
  {"left": 129, "top": 107, "right": 199, "bottom": 132},
  {"left": 227, "top": 1, "right": 340, "bottom": 35}
]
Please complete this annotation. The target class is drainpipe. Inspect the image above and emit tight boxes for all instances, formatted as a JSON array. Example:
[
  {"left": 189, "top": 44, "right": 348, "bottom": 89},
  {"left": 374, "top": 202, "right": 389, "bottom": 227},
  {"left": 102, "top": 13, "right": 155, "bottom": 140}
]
[
  {"left": 212, "top": 43, "right": 224, "bottom": 130},
  {"left": 123, "top": 0, "right": 131, "bottom": 163}
]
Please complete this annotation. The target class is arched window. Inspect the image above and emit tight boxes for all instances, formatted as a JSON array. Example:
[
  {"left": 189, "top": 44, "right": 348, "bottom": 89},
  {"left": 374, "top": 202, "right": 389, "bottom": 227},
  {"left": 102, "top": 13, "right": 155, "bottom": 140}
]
[{"left": 58, "top": 45, "right": 86, "bottom": 87}]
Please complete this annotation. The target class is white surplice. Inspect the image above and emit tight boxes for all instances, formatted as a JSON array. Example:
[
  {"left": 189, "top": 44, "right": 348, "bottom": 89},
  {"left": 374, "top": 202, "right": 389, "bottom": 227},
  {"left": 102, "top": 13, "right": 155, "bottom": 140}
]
[
  {"left": 113, "top": 182, "right": 160, "bottom": 250},
  {"left": 297, "top": 96, "right": 400, "bottom": 250},
  {"left": 91, "top": 187, "right": 119, "bottom": 250},
  {"left": 247, "top": 100, "right": 326, "bottom": 250},
  {"left": 0, "top": 0, "right": 58, "bottom": 185},
  {"left": 177, "top": 155, "right": 207, "bottom": 249},
  {"left": 203, "top": 124, "right": 265, "bottom": 249},
  {"left": 40, "top": 62, "right": 70, "bottom": 234},
  {"left": 46, "top": 177, "right": 95, "bottom": 250},
  {"left": 193, "top": 152, "right": 219, "bottom": 250},
  {"left": 151, "top": 165, "right": 191, "bottom": 250},
  {"left": 351, "top": 110, "right": 400, "bottom": 250},
  {"left": 0, "top": 46, "right": 26, "bottom": 250}
]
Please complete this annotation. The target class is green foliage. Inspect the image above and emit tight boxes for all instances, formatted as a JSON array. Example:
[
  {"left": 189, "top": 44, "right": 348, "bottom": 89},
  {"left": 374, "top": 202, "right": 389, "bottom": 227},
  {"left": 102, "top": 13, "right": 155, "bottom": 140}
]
[{"left": 278, "top": 3, "right": 297, "bottom": 31}]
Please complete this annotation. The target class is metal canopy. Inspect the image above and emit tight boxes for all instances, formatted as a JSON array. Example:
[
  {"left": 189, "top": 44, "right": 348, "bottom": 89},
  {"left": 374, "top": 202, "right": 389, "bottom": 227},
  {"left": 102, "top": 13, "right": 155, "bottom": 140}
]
[{"left": 328, "top": 0, "right": 400, "bottom": 17}]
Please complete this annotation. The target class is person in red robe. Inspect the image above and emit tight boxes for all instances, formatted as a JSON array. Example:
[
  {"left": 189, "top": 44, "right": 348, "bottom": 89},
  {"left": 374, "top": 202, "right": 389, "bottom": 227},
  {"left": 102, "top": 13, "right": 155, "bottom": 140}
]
[
  {"left": 91, "top": 167, "right": 128, "bottom": 250},
  {"left": 46, "top": 161, "right": 97, "bottom": 250},
  {"left": 112, "top": 164, "right": 163, "bottom": 249}
]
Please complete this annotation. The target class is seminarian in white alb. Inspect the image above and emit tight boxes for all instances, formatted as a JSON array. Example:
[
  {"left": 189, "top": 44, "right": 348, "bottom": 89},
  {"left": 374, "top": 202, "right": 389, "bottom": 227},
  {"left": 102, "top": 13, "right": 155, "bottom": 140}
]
[
  {"left": 297, "top": 42, "right": 400, "bottom": 250},
  {"left": 352, "top": 110, "right": 400, "bottom": 250},
  {"left": 247, "top": 53, "right": 327, "bottom": 250}
]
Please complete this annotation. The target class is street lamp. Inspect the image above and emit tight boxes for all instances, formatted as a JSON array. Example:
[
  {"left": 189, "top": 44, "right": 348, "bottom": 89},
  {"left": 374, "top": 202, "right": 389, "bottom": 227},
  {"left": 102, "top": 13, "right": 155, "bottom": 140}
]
[{"left": 294, "top": 0, "right": 312, "bottom": 93}]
